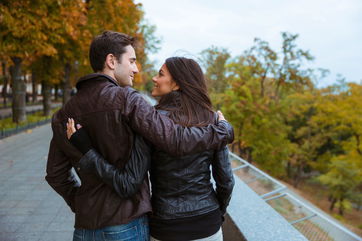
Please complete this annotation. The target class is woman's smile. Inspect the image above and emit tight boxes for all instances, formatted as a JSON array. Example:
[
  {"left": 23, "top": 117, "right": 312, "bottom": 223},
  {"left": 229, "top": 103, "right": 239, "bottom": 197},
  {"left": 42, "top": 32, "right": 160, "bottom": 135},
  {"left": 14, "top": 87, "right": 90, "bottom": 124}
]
[{"left": 151, "top": 64, "right": 179, "bottom": 97}]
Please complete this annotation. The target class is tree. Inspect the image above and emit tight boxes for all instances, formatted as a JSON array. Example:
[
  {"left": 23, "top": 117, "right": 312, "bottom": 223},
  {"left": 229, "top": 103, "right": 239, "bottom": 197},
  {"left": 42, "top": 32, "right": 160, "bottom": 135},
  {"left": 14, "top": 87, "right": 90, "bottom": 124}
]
[
  {"left": 318, "top": 157, "right": 361, "bottom": 215},
  {"left": 274, "top": 32, "right": 314, "bottom": 99},
  {"left": 210, "top": 32, "right": 316, "bottom": 177},
  {"left": 136, "top": 19, "right": 161, "bottom": 90},
  {"left": 9, "top": 57, "right": 26, "bottom": 122},
  {"left": 84, "top": 0, "right": 160, "bottom": 89},
  {"left": 0, "top": 1, "right": 66, "bottom": 121},
  {"left": 1, "top": 0, "right": 161, "bottom": 120},
  {"left": 214, "top": 52, "right": 291, "bottom": 176},
  {"left": 248, "top": 38, "right": 277, "bottom": 98},
  {"left": 32, "top": 56, "right": 62, "bottom": 116},
  {"left": 199, "top": 46, "right": 230, "bottom": 108},
  {"left": 1, "top": 59, "right": 10, "bottom": 107},
  {"left": 284, "top": 91, "right": 321, "bottom": 187},
  {"left": 54, "top": 0, "right": 88, "bottom": 104},
  {"left": 312, "top": 83, "right": 362, "bottom": 214}
]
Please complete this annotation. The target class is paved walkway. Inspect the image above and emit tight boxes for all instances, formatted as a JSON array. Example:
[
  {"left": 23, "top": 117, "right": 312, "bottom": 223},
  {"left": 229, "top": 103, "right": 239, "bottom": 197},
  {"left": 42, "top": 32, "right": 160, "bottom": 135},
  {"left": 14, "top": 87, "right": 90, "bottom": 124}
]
[{"left": 0, "top": 124, "right": 74, "bottom": 241}]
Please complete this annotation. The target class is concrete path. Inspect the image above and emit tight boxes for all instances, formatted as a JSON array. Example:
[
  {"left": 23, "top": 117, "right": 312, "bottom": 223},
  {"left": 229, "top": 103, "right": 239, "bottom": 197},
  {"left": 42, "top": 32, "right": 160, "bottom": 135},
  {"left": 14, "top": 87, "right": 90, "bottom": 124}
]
[{"left": 0, "top": 124, "right": 74, "bottom": 241}]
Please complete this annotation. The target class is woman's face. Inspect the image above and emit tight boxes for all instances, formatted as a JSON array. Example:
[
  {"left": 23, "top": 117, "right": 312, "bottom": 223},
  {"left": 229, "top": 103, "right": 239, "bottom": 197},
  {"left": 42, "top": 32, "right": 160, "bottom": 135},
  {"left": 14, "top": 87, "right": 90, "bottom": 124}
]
[{"left": 151, "top": 64, "right": 179, "bottom": 97}]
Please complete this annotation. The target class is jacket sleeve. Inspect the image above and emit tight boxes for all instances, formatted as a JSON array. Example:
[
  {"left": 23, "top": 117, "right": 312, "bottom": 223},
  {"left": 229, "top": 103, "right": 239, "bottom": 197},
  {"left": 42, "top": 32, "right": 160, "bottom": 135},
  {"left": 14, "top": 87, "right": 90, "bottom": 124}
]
[
  {"left": 45, "top": 138, "right": 80, "bottom": 212},
  {"left": 211, "top": 146, "right": 235, "bottom": 216},
  {"left": 121, "top": 88, "right": 234, "bottom": 156},
  {"left": 75, "top": 135, "right": 151, "bottom": 198}
]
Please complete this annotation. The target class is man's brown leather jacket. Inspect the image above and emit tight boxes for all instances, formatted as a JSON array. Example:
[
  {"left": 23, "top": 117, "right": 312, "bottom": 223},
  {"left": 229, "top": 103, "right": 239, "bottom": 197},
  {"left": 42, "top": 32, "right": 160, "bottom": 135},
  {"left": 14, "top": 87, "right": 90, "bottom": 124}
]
[{"left": 45, "top": 73, "right": 234, "bottom": 229}]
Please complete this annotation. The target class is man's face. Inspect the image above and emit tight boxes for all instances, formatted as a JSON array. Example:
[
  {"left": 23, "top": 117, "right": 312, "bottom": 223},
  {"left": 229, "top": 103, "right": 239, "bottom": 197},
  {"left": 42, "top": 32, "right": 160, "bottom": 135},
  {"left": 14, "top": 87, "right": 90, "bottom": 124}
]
[{"left": 114, "top": 45, "right": 139, "bottom": 87}]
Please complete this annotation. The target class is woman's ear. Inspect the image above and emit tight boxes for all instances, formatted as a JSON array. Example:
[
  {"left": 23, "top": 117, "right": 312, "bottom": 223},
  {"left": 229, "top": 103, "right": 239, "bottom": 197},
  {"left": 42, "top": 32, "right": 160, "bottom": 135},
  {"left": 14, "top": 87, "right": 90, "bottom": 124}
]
[{"left": 172, "top": 84, "right": 180, "bottom": 91}]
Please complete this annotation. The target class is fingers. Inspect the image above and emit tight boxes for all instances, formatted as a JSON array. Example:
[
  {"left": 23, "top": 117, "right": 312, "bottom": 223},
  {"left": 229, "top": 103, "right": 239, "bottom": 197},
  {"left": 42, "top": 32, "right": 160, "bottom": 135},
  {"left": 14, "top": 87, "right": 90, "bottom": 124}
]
[
  {"left": 217, "top": 110, "right": 226, "bottom": 122},
  {"left": 66, "top": 118, "right": 72, "bottom": 139},
  {"left": 70, "top": 118, "right": 76, "bottom": 133},
  {"left": 66, "top": 118, "right": 77, "bottom": 139},
  {"left": 65, "top": 118, "right": 83, "bottom": 140}
]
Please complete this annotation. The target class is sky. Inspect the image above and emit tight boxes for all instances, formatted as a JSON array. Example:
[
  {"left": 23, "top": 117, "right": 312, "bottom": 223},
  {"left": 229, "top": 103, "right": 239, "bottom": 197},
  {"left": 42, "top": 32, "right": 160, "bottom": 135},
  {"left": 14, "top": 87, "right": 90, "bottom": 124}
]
[{"left": 135, "top": 0, "right": 362, "bottom": 87}]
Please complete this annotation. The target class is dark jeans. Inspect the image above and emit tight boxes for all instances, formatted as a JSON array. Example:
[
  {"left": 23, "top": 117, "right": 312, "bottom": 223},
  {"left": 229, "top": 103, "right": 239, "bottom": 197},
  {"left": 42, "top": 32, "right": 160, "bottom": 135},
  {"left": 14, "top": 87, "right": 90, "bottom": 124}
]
[{"left": 73, "top": 215, "right": 149, "bottom": 241}]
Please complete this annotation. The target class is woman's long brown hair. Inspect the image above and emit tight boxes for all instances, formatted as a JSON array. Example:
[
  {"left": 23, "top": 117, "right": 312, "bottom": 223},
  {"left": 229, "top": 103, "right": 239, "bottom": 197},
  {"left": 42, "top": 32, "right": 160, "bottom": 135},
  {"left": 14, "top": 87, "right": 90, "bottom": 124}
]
[{"left": 155, "top": 57, "right": 214, "bottom": 127}]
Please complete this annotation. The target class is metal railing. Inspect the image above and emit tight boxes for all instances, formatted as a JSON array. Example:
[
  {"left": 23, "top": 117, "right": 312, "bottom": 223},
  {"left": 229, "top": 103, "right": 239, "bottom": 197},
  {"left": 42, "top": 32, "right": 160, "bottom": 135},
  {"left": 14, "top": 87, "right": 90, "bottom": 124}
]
[{"left": 229, "top": 152, "right": 362, "bottom": 241}]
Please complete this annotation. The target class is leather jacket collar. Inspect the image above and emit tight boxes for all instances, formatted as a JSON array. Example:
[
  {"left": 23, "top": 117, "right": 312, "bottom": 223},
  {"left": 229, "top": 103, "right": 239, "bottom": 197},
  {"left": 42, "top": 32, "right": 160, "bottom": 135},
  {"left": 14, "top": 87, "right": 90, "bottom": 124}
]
[{"left": 76, "top": 73, "right": 119, "bottom": 90}]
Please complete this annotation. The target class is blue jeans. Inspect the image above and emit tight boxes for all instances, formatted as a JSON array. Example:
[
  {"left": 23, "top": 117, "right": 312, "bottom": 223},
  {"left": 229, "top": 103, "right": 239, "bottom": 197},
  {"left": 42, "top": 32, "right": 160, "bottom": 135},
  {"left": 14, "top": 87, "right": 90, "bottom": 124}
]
[{"left": 73, "top": 215, "right": 149, "bottom": 241}]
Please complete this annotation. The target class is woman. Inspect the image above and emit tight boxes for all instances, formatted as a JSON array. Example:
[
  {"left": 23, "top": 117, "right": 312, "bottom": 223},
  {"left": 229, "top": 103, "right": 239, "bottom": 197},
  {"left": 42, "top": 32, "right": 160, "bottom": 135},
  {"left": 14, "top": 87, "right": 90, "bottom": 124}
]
[{"left": 67, "top": 57, "right": 234, "bottom": 241}]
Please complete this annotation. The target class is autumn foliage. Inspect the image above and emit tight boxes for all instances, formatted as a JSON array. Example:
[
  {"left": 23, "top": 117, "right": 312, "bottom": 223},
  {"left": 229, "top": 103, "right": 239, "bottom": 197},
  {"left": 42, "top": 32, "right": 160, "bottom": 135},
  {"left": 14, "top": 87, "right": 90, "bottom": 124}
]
[
  {"left": 0, "top": 0, "right": 159, "bottom": 121},
  {"left": 199, "top": 33, "right": 362, "bottom": 217}
]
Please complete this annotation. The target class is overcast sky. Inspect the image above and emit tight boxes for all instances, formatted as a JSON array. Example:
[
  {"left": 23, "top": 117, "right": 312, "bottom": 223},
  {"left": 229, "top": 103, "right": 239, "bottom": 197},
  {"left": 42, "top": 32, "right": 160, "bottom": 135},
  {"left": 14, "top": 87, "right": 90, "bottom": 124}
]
[{"left": 136, "top": 0, "right": 362, "bottom": 87}]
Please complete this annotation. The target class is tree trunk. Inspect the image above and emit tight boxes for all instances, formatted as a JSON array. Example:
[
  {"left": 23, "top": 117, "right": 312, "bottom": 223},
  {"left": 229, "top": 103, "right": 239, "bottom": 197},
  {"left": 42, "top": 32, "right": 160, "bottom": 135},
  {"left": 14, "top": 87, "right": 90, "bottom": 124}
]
[
  {"left": 237, "top": 143, "right": 243, "bottom": 158},
  {"left": 239, "top": 146, "right": 253, "bottom": 164},
  {"left": 286, "top": 161, "right": 292, "bottom": 179},
  {"left": 292, "top": 165, "right": 301, "bottom": 188},
  {"left": 23, "top": 73, "right": 29, "bottom": 103},
  {"left": 329, "top": 197, "right": 337, "bottom": 211},
  {"left": 10, "top": 57, "right": 26, "bottom": 123},
  {"left": 293, "top": 175, "right": 300, "bottom": 188},
  {"left": 1, "top": 61, "right": 8, "bottom": 107},
  {"left": 42, "top": 81, "right": 52, "bottom": 116},
  {"left": 231, "top": 141, "right": 239, "bottom": 153},
  {"left": 355, "top": 133, "right": 361, "bottom": 155},
  {"left": 54, "top": 84, "right": 59, "bottom": 101},
  {"left": 31, "top": 68, "right": 37, "bottom": 103},
  {"left": 62, "top": 63, "right": 72, "bottom": 105},
  {"left": 338, "top": 198, "right": 345, "bottom": 216}
]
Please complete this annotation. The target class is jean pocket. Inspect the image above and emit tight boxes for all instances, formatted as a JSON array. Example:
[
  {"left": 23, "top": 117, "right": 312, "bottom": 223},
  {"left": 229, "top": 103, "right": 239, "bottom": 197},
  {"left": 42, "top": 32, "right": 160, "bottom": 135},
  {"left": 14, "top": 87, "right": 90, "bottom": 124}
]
[
  {"left": 73, "top": 229, "right": 84, "bottom": 241},
  {"left": 102, "top": 226, "right": 138, "bottom": 241}
]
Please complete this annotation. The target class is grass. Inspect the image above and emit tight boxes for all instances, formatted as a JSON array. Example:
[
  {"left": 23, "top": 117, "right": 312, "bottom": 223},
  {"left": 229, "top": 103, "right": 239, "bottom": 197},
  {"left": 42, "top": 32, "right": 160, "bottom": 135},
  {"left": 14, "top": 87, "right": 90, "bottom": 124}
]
[
  {"left": 0, "top": 100, "right": 45, "bottom": 109},
  {"left": 0, "top": 107, "right": 60, "bottom": 131},
  {"left": 0, "top": 102, "right": 12, "bottom": 109}
]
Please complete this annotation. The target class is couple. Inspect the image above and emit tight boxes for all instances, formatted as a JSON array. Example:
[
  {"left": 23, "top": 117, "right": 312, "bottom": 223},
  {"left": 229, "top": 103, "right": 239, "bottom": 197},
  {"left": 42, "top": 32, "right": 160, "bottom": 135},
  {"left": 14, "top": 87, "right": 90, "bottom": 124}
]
[{"left": 46, "top": 31, "right": 235, "bottom": 241}]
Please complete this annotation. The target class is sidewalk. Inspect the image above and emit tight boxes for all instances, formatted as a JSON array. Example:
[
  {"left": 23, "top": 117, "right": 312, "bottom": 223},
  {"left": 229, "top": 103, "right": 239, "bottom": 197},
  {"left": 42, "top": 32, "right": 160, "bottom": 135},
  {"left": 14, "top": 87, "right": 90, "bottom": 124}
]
[{"left": 0, "top": 124, "right": 74, "bottom": 241}]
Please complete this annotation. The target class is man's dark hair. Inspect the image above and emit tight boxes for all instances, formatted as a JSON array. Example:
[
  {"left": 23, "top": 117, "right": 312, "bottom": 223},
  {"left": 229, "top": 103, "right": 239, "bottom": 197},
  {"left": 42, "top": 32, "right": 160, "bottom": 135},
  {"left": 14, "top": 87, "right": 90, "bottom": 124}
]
[{"left": 89, "top": 31, "right": 135, "bottom": 72}]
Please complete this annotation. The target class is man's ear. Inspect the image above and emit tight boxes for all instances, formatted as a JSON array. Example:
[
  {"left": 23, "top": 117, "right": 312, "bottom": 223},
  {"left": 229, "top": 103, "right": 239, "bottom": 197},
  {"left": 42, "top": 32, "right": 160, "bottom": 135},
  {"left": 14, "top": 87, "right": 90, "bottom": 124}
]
[{"left": 105, "top": 54, "right": 116, "bottom": 70}]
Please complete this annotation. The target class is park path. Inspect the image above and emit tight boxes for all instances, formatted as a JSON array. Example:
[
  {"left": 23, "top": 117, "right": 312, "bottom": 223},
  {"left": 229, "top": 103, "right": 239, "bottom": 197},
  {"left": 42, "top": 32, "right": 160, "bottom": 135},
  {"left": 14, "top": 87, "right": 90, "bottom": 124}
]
[{"left": 0, "top": 124, "right": 74, "bottom": 241}]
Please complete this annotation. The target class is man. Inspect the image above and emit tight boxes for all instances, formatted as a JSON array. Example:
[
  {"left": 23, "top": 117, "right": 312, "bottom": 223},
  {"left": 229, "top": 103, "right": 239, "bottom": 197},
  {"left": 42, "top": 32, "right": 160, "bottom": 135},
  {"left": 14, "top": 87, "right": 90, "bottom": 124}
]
[{"left": 45, "top": 31, "right": 233, "bottom": 241}]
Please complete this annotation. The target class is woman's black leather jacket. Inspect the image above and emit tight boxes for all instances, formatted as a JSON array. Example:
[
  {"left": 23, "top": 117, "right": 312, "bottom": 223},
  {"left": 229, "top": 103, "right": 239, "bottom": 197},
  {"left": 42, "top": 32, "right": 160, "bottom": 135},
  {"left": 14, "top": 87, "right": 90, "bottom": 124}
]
[{"left": 150, "top": 143, "right": 234, "bottom": 219}]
